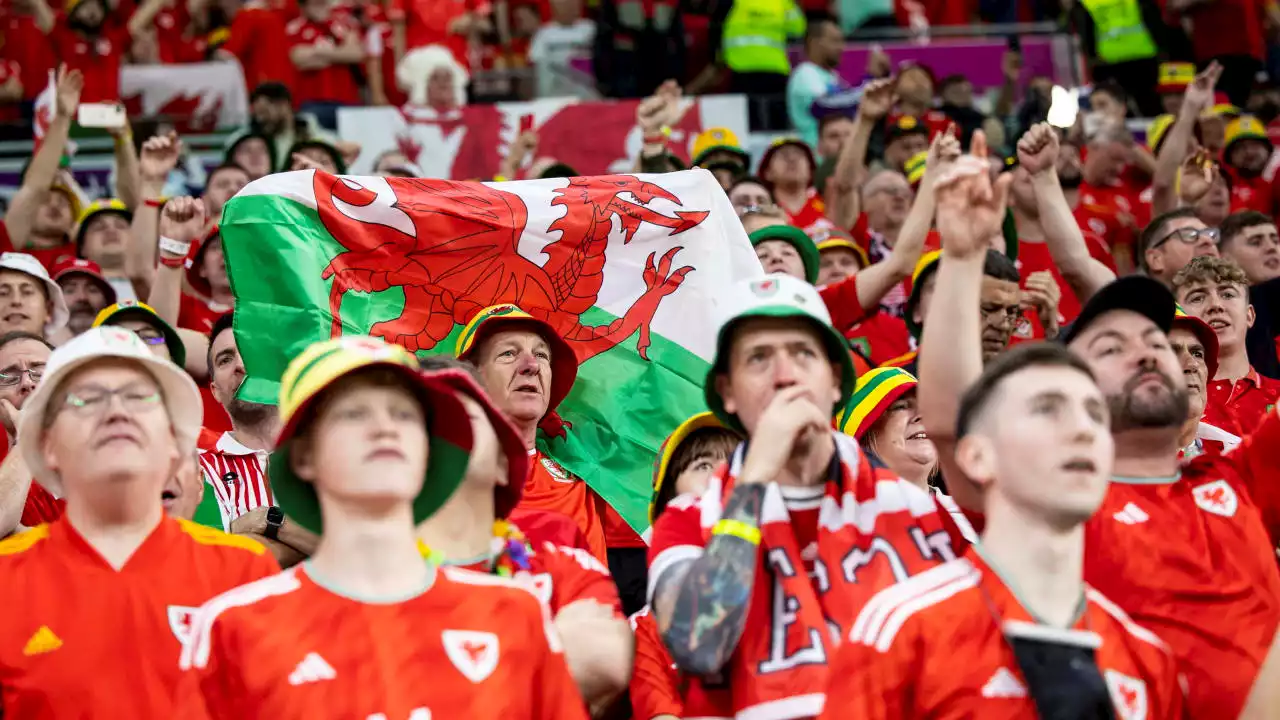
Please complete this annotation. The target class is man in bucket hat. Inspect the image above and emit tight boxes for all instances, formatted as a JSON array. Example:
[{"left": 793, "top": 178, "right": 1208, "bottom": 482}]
[
  {"left": 0, "top": 327, "right": 279, "bottom": 717},
  {"left": 177, "top": 336, "right": 588, "bottom": 719},
  {"left": 0, "top": 252, "right": 69, "bottom": 340},
  {"left": 647, "top": 272, "right": 968, "bottom": 719},
  {"left": 416, "top": 355, "right": 633, "bottom": 714}
]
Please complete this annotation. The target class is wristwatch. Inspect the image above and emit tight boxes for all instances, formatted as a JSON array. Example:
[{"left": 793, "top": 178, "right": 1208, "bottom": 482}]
[{"left": 264, "top": 506, "right": 284, "bottom": 540}]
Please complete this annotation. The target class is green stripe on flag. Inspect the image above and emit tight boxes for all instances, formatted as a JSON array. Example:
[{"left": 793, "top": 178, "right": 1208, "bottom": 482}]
[{"left": 221, "top": 193, "right": 711, "bottom": 534}]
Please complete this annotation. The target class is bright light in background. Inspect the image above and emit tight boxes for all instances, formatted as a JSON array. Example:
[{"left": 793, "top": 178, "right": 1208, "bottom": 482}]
[{"left": 1048, "top": 85, "right": 1080, "bottom": 129}]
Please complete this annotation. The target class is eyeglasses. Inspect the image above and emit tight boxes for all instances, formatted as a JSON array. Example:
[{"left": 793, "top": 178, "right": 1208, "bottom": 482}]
[
  {"left": 133, "top": 330, "right": 166, "bottom": 346},
  {"left": 981, "top": 303, "right": 1023, "bottom": 327},
  {"left": 1153, "top": 226, "right": 1219, "bottom": 250},
  {"left": 0, "top": 365, "right": 44, "bottom": 387},
  {"left": 61, "top": 386, "right": 162, "bottom": 416}
]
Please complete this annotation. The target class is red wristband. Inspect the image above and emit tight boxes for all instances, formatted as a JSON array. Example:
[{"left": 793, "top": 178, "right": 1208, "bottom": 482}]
[
  {"left": 144, "top": 197, "right": 168, "bottom": 208},
  {"left": 159, "top": 256, "right": 186, "bottom": 269},
  {"left": 642, "top": 133, "right": 667, "bottom": 144}
]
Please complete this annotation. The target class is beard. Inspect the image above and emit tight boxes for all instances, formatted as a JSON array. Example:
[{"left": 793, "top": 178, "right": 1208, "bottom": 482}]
[
  {"left": 67, "top": 302, "right": 97, "bottom": 334},
  {"left": 227, "top": 397, "right": 275, "bottom": 428},
  {"left": 1108, "top": 369, "right": 1190, "bottom": 432}
]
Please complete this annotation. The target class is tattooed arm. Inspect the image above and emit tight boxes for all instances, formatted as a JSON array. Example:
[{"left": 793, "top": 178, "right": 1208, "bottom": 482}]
[{"left": 652, "top": 484, "right": 764, "bottom": 676}]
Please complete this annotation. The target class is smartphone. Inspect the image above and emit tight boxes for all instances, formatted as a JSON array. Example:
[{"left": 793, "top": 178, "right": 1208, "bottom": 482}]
[
  {"left": 78, "top": 103, "right": 127, "bottom": 129},
  {"left": 519, "top": 113, "right": 534, "bottom": 134}
]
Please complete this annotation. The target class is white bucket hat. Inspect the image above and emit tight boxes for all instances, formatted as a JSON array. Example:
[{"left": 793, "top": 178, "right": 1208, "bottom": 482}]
[
  {"left": 17, "top": 326, "right": 201, "bottom": 497},
  {"left": 0, "top": 252, "right": 69, "bottom": 336}
]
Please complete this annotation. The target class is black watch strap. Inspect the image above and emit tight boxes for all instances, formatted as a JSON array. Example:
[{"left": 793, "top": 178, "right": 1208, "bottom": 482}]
[{"left": 264, "top": 506, "right": 284, "bottom": 540}]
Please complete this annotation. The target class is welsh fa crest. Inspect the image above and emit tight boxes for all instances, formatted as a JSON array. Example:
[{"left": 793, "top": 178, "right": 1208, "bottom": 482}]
[
  {"left": 1105, "top": 670, "right": 1148, "bottom": 720},
  {"left": 750, "top": 279, "right": 779, "bottom": 297},
  {"left": 442, "top": 630, "right": 500, "bottom": 683},
  {"left": 540, "top": 456, "right": 573, "bottom": 482},
  {"left": 168, "top": 605, "right": 198, "bottom": 644},
  {"left": 1192, "top": 479, "right": 1238, "bottom": 518}
]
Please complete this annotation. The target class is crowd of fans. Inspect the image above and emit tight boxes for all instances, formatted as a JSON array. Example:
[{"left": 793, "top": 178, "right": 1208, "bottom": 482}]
[{"left": 7, "top": 0, "right": 1280, "bottom": 717}]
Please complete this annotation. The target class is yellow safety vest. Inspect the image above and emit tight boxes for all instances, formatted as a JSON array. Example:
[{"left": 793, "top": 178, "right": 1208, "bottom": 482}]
[
  {"left": 1080, "top": 0, "right": 1158, "bottom": 65},
  {"left": 721, "top": 0, "right": 805, "bottom": 75}
]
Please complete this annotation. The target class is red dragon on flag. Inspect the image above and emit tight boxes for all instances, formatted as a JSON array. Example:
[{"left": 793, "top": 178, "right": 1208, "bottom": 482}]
[{"left": 313, "top": 172, "right": 710, "bottom": 363}]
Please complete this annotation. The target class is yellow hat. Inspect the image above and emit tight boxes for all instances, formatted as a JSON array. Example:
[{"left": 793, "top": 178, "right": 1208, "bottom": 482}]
[
  {"left": 649, "top": 412, "right": 737, "bottom": 523},
  {"left": 1146, "top": 114, "right": 1176, "bottom": 154},
  {"left": 75, "top": 198, "right": 131, "bottom": 250},
  {"left": 836, "top": 366, "right": 919, "bottom": 439},
  {"left": 454, "top": 304, "right": 578, "bottom": 415},
  {"left": 815, "top": 235, "right": 870, "bottom": 269},
  {"left": 691, "top": 127, "right": 748, "bottom": 168},
  {"left": 270, "top": 335, "right": 475, "bottom": 535},
  {"left": 1157, "top": 62, "right": 1195, "bottom": 94},
  {"left": 1224, "top": 115, "right": 1273, "bottom": 155},
  {"left": 904, "top": 249, "right": 943, "bottom": 338},
  {"left": 904, "top": 150, "right": 928, "bottom": 186}
]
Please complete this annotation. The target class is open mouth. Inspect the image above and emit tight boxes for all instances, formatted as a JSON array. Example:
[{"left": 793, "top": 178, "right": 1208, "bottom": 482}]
[
  {"left": 1061, "top": 458, "right": 1097, "bottom": 473},
  {"left": 3, "top": 313, "right": 29, "bottom": 325},
  {"left": 1207, "top": 319, "right": 1230, "bottom": 330},
  {"left": 907, "top": 431, "right": 928, "bottom": 440},
  {"left": 513, "top": 382, "right": 541, "bottom": 396},
  {"left": 366, "top": 447, "right": 406, "bottom": 462}
]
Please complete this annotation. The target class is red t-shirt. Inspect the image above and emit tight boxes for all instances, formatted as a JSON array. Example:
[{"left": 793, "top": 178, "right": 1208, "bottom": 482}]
[
  {"left": 844, "top": 311, "right": 910, "bottom": 367},
  {"left": 175, "top": 564, "right": 588, "bottom": 719},
  {"left": 0, "top": 517, "right": 279, "bottom": 717},
  {"left": 601, "top": 503, "right": 645, "bottom": 549},
  {"left": 1224, "top": 165, "right": 1279, "bottom": 217},
  {"left": 285, "top": 15, "right": 362, "bottom": 105},
  {"left": 782, "top": 189, "right": 831, "bottom": 235},
  {"left": 822, "top": 550, "right": 1186, "bottom": 720},
  {"left": 364, "top": 4, "right": 408, "bottom": 106},
  {"left": 0, "top": 222, "right": 76, "bottom": 273},
  {"left": 1203, "top": 367, "right": 1280, "bottom": 438},
  {"left": 454, "top": 539, "right": 622, "bottom": 617},
  {"left": 151, "top": 4, "right": 206, "bottom": 63},
  {"left": 47, "top": 16, "right": 127, "bottom": 103},
  {"left": 0, "top": 60, "right": 23, "bottom": 123},
  {"left": 1083, "top": 408, "right": 1280, "bottom": 719},
  {"left": 508, "top": 507, "right": 590, "bottom": 553},
  {"left": 1, "top": 14, "right": 55, "bottom": 102},
  {"left": 1185, "top": 0, "right": 1267, "bottom": 62},
  {"left": 178, "top": 293, "right": 227, "bottom": 334},
  {"left": 1016, "top": 233, "right": 1118, "bottom": 326},
  {"left": 391, "top": 0, "right": 484, "bottom": 66},
  {"left": 221, "top": 2, "right": 293, "bottom": 89},
  {"left": 521, "top": 450, "right": 607, "bottom": 564},
  {"left": 1076, "top": 181, "right": 1141, "bottom": 273},
  {"left": 628, "top": 608, "right": 683, "bottom": 719}
]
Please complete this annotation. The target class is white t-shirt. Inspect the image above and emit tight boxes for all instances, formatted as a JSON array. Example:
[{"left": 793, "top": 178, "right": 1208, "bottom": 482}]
[{"left": 528, "top": 20, "right": 596, "bottom": 99}]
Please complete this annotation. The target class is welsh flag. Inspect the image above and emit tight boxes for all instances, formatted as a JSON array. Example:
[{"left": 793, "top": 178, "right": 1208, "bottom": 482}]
[{"left": 220, "top": 169, "right": 762, "bottom": 533}]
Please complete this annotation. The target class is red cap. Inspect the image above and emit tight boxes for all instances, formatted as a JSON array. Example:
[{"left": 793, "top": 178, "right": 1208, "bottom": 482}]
[{"left": 50, "top": 257, "right": 117, "bottom": 304}]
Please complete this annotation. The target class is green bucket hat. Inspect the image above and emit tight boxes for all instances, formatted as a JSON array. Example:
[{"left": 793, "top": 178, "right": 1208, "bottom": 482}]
[
  {"left": 704, "top": 274, "right": 857, "bottom": 432},
  {"left": 269, "top": 335, "right": 474, "bottom": 535},
  {"left": 749, "top": 225, "right": 821, "bottom": 284}
]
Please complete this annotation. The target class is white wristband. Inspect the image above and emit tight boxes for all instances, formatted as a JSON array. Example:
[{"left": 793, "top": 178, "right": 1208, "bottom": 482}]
[{"left": 158, "top": 236, "right": 191, "bottom": 258}]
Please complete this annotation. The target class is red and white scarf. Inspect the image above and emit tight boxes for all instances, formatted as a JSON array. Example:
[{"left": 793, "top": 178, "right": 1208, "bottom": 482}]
[{"left": 689, "top": 432, "right": 967, "bottom": 719}]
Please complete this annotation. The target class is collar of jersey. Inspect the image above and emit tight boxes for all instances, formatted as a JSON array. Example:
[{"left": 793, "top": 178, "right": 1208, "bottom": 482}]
[
  {"left": 302, "top": 559, "right": 437, "bottom": 605},
  {"left": 1111, "top": 472, "right": 1181, "bottom": 485},
  {"left": 216, "top": 431, "right": 264, "bottom": 457}
]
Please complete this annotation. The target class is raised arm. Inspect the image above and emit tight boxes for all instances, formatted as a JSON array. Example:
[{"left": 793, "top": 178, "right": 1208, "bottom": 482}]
[
  {"left": 126, "top": 132, "right": 183, "bottom": 296},
  {"left": 825, "top": 78, "right": 893, "bottom": 230},
  {"left": 1151, "top": 62, "right": 1221, "bottom": 215},
  {"left": 1023, "top": 124, "right": 1116, "bottom": 304},
  {"left": 854, "top": 126, "right": 958, "bottom": 310},
  {"left": 110, "top": 120, "right": 142, "bottom": 210},
  {"left": 147, "top": 197, "right": 206, "bottom": 328},
  {"left": 917, "top": 131, "right": 1011, "bottom": 512},
  {"left": 6, "top": 66, "right": 81, "bottom": 248}
]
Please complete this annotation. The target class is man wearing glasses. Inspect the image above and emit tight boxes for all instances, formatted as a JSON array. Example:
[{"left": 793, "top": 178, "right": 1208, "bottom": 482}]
[
  {"left": 0, "top": 332, "right": 54, "bottom": 535},
  {"left": 1139, "top": 207, "right": 1221, "bottom": 287},
  {"left": 0, "top": 327, "right": 279, "bottom": 717}
]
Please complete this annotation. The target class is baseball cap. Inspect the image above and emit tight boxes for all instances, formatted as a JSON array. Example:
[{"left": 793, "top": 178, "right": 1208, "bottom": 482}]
[
  {"left": 650, "top": 411, "right": 735, "bottom": 523},
  {"left": 185, "top": 226, "right": 221, "bottom": 298},
  {"left": 429, "top": 370, "right": 530, "bottom": 520},
  {"left": 18, "top": 326, "right": 202, "bottom": 497},
  {"left": 269, "top": 336, "right": 474, "bottom": 536},
  {"left": 836, "top": 366, "right": 918, "bottom": 440},
  {"left": 1173, "top": 305, "right": 1220, "bottom": 381},
  {"left": 749, "top": 225, "right": 820, "bottom": 284},
  {"left": 74, "top": 199, "right": 132, "bottom": 251},
  {"left": 92, "top": 300, "right": 186, "bottom": 367},
  {"left": 705, "top": 274, "right": 857, "bottom": 432},
  {"left": 52, "top": 257, "right": 117, "bottom": 305},
  {"left": 1061, "top": 275, "right": 1175, "bottom": 346},
  {"left": 0, "top": 252, "right": 69, "bottom": 336},
  {"left": 455, "top": 304, "right": 578, "bottom": 416}
]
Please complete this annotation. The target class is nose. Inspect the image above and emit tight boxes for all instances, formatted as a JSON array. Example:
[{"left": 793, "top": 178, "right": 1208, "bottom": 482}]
[
  {"left": 770, "top": 352, "right": 801, "bottom": 387},
  {"left": 19, "top": 372, "right": 36, "bottom": 393},
  {"left": 515, "top": 352, "right": 540, "bottom": 376}
]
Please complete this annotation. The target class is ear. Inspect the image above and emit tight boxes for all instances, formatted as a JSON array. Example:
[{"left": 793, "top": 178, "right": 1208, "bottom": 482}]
[
  {"left": 953, "top": 435, "right": 996, "bottom": 493},
  {"left": 40, "top": 431, "right": 60, "bottom": 479},
  {"left": 290, "top": 436, "right": 317, "bottom": 483},
  {"left": 1144, "top": 247, "right": 1163, "bottom": 275},
  {"left": 714, "top": 373, "right": 736, "bottom": 415},
  {"left": 1247, "top": 303, "right": 1257, "bottom": 329},
  {"left": 828, "top": 361, "right": 843, "bottom": 407}
]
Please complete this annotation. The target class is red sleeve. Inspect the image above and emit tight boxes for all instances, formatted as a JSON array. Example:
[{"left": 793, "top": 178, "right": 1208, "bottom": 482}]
[
  {"left": 532, "top": 617, "right": 591, "bottom": 720},
  {"left": 543, "top": 543, "right": 623, "bottom": 616},
  {"left": 818, "top": 272, "right": 869, "bottom": 332},
  {"left": 1226, "top": 406, "right": 1280, "bottom": 543},
  {"left": 219, "top": 10, "right": 253, "bottom": 56},
  {"left": 21, "top": 482, "right": 66, "bottom": 527},
  {"left": 628, "top": 611, "right": 683, "bottom": 720},
  {"left": 509, "top": 507, "right": 591, "bottom": 552},
  {"left": 176, "top": 615, "right": 242, "bottom": 720},
  {"left": 646, "top": 495, "right": 707, "bottom": 603},
  {"left": 817, "top": 607, "right": 916, "bottom": 720}
]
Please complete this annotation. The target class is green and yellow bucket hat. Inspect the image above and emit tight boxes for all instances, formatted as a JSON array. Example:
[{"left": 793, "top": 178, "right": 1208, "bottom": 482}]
[
  {"left": 270, "top": 335, "right": 474, "bottom": 535},
  {"left": 836, "top": 366, "right": 918, "bottom": 439},
  {"left": 650, "top": 412, "right": 737, "bottom": 523},
  {"left": 92, "top": 300, "right": 186, "bottom": 367},
  {"left": 904, "top": 249, "right": 943, "bottom": 339},
  {"left": 455, "top": 304, "right": 578, "bottom": 414}
]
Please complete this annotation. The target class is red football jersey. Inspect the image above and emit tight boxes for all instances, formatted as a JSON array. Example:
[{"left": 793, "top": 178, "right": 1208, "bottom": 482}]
[
  {"left": 521, "top": 450, "right": 608, "bottom": 563},
  {"left": 176, "top": 563, "right": 588, "bottom": 719},
  {"left": 285, "top": 15, "right": 363, "bottom": 105},
  {"left": 1084, "top": 408, "right": 1280, "bottom": 719},
  {"left": 783, "top": 190, "right": 833, "bottom": 236},
  {"left": 452, "top": 540, "right": 622, "bottom": 617},
  {"left": 1224, "top": 165, "right": 1279, "bottom": 217},
  {"left": 507, "top": 507, "right": 591, "bottom": 553},
  {"left": 0, "top": 517, "right": 279, "bottom": 717},
  {"left": 220, "top": 2, "right": 294, "bottom": 89},
  {"left": 628, "top": 608, "right": 682, "bottom": 719},
  {"left": 1016, "top": 233, "right": 1118, "bottom": 326},
  {"left": 821, "top": 550, "right": 1186, "bottom": 720},
  {"left": 46, "top": 17, "right": 127, "bottom": 102},
  {"left": 1203, "top": 367, "right": 1280, "bottom": 439}
]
